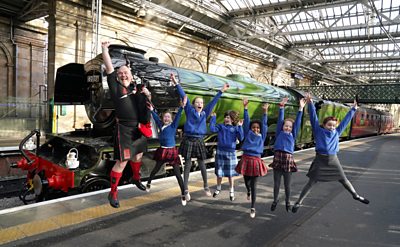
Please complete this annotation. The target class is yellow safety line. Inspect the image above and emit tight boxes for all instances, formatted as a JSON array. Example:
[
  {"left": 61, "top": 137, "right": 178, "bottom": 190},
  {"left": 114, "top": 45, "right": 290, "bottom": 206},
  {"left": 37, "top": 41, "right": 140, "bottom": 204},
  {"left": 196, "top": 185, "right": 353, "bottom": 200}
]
[{"left": 0, "top": 181, "right": 213, "bottom": 245}]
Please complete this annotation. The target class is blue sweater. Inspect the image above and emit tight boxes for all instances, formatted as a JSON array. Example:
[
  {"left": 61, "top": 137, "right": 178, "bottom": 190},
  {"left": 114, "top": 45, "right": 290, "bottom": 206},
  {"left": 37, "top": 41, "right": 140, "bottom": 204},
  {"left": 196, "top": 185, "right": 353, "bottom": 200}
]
[
  {"left": 274, "top": 108, "right": 303, "bottom": 154},
  {"left": 176, "top": 84, "right": 222, "bottom": 137},
  {"left": 309, "top": 103, "right": 356, "bottom": 155},
  {"left": 241, "top": 109, "right": 268, "bottom": 157},
  {"left": 209, "top": 116, "right": 244, "bottom": 152},
  {"left": 151, "top": 107, "right": 183, "bottom": 147}
]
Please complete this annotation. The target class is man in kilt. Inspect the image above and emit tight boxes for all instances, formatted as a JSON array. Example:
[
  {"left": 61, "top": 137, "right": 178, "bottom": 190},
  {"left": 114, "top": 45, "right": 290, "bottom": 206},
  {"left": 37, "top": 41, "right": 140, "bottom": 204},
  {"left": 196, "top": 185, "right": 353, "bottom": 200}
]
[{"left": 102, "top": 41, "right": 152, "bottom": 208}]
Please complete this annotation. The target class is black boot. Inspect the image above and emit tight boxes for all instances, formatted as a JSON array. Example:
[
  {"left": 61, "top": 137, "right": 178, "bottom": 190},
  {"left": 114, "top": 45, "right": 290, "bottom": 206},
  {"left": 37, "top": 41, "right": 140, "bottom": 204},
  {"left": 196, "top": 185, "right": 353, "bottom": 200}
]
[{"left": 132, "top": 179, "right": 147, "bottom": 191}]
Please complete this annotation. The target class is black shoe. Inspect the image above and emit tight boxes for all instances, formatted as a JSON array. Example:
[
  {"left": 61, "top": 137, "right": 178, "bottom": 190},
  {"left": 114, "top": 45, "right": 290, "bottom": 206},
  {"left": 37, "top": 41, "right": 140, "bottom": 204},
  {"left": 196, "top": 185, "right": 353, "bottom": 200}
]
[
  {"left": 108, "top": 192, "right": 120, "bottom": 208},
  {"left": 270, "top": 201, "right": 278, "bottom": 211},
  {"left": 285, "top": 202, "right": 291, "bottom": 212},
  {"left": 229, "top": 192, "right": 235, "bottom": 201},
  {"left": 292, "top": 202, "right": 300, "bottom": 213},
  {"left": 213, "top": 189, "right": 220, "bottom": 198},
  {"left": 132, "top": 179, "right": 146, "bottom": 191},
  {"left": 353, "top": 195, "right": 370, "bottom": 204}
]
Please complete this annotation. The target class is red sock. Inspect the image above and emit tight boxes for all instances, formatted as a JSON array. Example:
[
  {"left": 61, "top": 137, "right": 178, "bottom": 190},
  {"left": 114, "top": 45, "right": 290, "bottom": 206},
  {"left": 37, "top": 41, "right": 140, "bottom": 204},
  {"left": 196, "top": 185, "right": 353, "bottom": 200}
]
[
  {"left": 130, "top": 161, "right": 142, "bottom": 181},
  {"left": 110, "top": 170, "right": 122, "bottom": 193}
]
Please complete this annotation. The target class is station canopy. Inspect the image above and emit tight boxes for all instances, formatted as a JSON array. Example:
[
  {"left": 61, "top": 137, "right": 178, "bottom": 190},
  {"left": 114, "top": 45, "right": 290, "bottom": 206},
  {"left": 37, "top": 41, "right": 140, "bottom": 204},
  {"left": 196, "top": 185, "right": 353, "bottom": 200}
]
[
  {"left": 1, "top": 0, "right": 399, "bottom": 85},
  {"left": 113, "top": 0, "right": 400, "bottom": 85}
]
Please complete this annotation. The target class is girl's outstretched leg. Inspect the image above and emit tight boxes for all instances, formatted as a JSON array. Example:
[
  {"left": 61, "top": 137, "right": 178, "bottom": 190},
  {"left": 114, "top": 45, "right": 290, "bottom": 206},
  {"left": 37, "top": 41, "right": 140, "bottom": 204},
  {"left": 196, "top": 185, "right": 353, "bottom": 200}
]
[
  {"left": 183, "top": 160, "right": 192, "bottom": 201},
  {"left": 249, "top": 176, "right": 258, "bottom": 218},
  {"left": 172, "top": 165, "right": 186, "bottom": 206},
  {"left": 228, "top": 177, "right": 235, "bottom": 201},
  {"left": 283, "top": 172, "right": 292, "bottom": 212},
  {"left": 244, "top": 176, "right": 251, "bottom": 200},
  {"left": 213, "top": 176, "right": 222, "bottom": 198},
  {"left": 292, "top": 179, "right": 317, "bottom": 213},
  {"left": 339, "top": 179, "right": 369, "bottom": 204},
  {"left": 146, "top": 161, "right": 163, "bottom": 191},
  {"left": 198, "top": 160, "right": 211, "bottom": 196},
  {"left": 271, "top": 170, "right": 282, "bottom": 211}
]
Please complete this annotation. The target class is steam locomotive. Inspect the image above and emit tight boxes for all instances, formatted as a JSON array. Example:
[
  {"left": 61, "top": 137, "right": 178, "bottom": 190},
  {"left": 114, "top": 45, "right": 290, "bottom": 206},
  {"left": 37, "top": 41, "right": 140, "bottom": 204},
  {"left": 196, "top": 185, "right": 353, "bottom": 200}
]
[{"left": 11, "top": 45, "right": 394, "bottom": 204}]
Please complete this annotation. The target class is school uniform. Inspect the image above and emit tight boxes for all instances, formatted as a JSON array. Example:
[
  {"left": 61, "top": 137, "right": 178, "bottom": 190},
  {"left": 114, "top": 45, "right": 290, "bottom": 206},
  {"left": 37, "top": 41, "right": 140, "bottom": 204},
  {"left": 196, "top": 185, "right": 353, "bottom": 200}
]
[
  {"left": 151, "top": 107, "right": 183, "bottom": 166},
  {"left": 306, "top": 103, "right": 356, "bottom": 181},
  {"left": 270, "top": 108, "right": 303, "bottom": 172},
  {"left": 235, "top": 109, "right": 268, "bottom": 176},
  {"left": 209, "top": 115, "right": 244, "bottom": 177}
]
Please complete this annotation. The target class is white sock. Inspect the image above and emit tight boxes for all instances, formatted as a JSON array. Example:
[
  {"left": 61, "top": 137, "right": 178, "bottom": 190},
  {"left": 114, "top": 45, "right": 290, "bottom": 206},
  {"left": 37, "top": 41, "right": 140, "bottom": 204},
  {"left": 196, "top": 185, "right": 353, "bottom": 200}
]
[
  {"left": 230, "top": 187, "right": 234, "bottom": 193},
  {"left": 217, "top": 185, "right": 221, "bottom": 190}
]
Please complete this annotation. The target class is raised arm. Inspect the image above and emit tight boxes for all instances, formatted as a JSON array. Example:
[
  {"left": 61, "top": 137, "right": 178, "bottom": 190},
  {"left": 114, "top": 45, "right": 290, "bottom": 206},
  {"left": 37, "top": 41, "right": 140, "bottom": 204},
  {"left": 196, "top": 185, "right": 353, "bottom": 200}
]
[
  {"left": 276, "top": 98, "right": 288, "bottom": 133},
  {"left": 336, "top": 99, "right": 357, "bottom": 135},
  {"left": 151, "top": 111, "right": 163, "bottom": 130},
  {"left": 261, "top": 103, "right": 269, "bottom": 141},
  {"left": 236, "top": 119, "right": 244, "bottom": 142},
  {"left": 243, "top": 98, "right": 250, "bottom": 136},
  {"left": 171, "top": 96, "right": 187, "bottom": 128},
  {"left": 101, "top": 41, "right": 114, "bottom": 74},
  {"left": 209, "top": 113, "right": 220, "bottom": 133},
  {"left": 305, "top": 93, "right": 319, "bottom": 132},
  {"left": 293, "top": 98, "right": 306, "bottom": 139}
]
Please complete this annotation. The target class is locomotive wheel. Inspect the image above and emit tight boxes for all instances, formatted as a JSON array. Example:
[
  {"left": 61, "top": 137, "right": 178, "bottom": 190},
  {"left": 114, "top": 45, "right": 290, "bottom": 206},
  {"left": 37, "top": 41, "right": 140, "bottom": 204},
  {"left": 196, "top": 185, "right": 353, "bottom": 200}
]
[{"left": 81, "top": 178, "right": 110, "bottom": 193}]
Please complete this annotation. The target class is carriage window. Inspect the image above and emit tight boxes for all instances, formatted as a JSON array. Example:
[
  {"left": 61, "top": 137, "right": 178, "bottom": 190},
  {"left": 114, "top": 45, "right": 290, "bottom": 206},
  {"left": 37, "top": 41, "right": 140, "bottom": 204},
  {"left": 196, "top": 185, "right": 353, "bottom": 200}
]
[
  {"left": 366, "top": 114, "right": 369, "bottom": 119},
  {"left": 361, "top": 114, "right": 364, "bottom": 119}
]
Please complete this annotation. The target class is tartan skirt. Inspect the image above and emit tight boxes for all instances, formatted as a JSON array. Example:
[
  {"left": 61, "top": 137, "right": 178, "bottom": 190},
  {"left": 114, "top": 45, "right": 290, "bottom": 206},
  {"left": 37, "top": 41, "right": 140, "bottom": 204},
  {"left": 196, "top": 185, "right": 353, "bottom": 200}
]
[
  {"left": 179, "top": 136, "right": 207, "bottom": 161},
  {"left": 306, "top": 153, "right": 347, "bottom": 182},
  {"left": 214, "top": 150, "right": 239, "bottom": 177},
  {"left": 269, "top": 150, "right": 298, "bottom": 172},
  {"left": 114, "top": 123, "right": 147, "bottom": 161},
  {"left": 153, "top": 147, "right": 180, "bottom": 166},
  {"left": 235, "top": 154, "right": 268, "bottom": 177}
]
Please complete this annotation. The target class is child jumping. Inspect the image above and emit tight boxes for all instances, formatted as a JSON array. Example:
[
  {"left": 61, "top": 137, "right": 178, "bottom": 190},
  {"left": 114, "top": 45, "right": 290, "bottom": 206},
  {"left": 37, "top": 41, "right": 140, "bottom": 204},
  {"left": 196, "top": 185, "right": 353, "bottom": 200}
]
[
  {"left": 292, "top": 93, "right": 369, "bottom": 213},
  {"left": 146, "top": 91, "right": 188, "bottom": 206},
  {"left": 209, "top": 110, "right": 244, "bottom": 201},
  {"left": 235, "top": 98, "right": 269, "bottom": 218},
  {"left": 174, "top": 74, "right": 229, "bottom": 201},
  {"left": 270, "top": 97, "right": 305, "bottom": 212}
]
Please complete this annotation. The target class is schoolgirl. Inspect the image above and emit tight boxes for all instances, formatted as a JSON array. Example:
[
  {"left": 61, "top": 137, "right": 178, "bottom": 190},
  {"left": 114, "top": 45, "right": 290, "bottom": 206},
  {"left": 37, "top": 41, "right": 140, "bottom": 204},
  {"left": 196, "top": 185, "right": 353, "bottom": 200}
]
[
  {"left": 270, "top": 97, "right": 305, "bottom": 212},
  {"left": 235, "top": 98, "right": 269, "bottom": 218},
  {"left": 174, "top": 75, "right": 229, "bottom": 201},
  {"left": 209, "top": 110, "right": 244, "bottom": 201},
  {"left": 292, "top": 93, "right": 369, "bottom": 213},
  {"left": 146, "top": 94, "right": 188, "bottom": 206}
]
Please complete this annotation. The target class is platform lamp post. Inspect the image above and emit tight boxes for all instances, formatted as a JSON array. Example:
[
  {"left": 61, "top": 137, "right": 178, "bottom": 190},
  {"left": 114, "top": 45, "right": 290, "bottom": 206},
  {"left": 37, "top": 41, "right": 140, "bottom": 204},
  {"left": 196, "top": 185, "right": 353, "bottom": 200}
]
[{"left": 38, "top": 84, "right": 47, "bottom": 134}]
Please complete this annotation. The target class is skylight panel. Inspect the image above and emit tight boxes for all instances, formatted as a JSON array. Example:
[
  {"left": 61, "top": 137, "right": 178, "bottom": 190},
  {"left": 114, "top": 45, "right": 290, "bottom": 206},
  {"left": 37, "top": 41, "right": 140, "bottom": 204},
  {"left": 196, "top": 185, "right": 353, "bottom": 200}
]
[{"left": 220, "top": 0, "right": 234, "bottom": 11}]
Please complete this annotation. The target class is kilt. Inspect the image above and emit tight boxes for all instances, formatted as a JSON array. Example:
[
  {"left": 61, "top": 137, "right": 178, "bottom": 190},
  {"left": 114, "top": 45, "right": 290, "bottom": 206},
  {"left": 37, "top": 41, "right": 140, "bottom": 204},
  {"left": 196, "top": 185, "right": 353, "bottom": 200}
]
[
  {"left": 153, "top": 147, "right": 180, "bottom": 166},
  {"left": 215, "top": 150, "right": 239, "bottom": 177},
  {"left": 269, "top": 150, "right": 298, "bottom": 172},
  {"left": 179, "top": 136, "right": 207, "bottom": 161},
  {"left": 235, "top": 154, "right": 268, "bottom": 177},
  {"left": 114, "top": 123, "right": 147, "bottom": 161},
  {"left": 306, "top": 153, "right": 348, "bottom": 182}
]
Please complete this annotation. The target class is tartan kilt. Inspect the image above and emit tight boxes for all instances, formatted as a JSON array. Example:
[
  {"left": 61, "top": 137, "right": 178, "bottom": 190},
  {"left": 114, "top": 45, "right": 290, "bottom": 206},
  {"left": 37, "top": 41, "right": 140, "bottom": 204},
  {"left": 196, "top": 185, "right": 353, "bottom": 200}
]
[
  {"left": 215, "top": 150, "right": 239, "bottom": 177},
  {"left": 114, "top": 123, "right": 147, "bottom": 161},
  {"left": 153, "top": 147, "right": 180, "bottom": 166},
  {"left": 269, "top": 150, "right": 298, "bottom": 172},
  {"left": 179, "top": 136, "right": 207, "bottom": 161},
  {"left": 235, "top": 154, "right": 268, "bottom": 177}
]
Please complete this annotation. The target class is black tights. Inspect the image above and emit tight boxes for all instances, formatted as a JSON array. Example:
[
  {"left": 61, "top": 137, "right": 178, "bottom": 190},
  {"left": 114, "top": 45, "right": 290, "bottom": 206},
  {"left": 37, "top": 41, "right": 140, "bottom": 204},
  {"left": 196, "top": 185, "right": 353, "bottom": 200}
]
[
  {"left": 183, "top": 159, "right": 208, "bottom": 192},
  {"left": 148, "top": 161, "right": 185, "bottom": 195},
  {"left": 296, "top": 178, "right": 359, "bottom": 204},
  {"left": 273, "top": 170, "right": 292, "bottom": 203},
  {"left": 244, "top": 176, "right": 258, "bottom": 208}
]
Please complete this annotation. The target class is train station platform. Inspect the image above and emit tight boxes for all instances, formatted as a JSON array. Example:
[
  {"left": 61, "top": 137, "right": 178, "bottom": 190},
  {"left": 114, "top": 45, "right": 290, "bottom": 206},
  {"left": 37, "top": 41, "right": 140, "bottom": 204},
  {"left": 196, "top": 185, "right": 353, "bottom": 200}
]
[{"left": 0, "top": 134, "right": 399, "bottom": 247}]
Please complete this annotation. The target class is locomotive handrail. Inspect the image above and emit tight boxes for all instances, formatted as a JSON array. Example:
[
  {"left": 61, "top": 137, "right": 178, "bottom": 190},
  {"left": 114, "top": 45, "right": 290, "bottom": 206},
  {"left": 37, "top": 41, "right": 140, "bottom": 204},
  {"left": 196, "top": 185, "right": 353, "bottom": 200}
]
[{"left": 19, "top": 129, "right": 40, "bottom": 165}]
